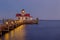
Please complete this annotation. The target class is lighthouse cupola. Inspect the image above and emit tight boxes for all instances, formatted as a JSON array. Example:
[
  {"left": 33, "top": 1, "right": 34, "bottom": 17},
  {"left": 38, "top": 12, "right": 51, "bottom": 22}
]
[{"left": 21, "top": 9, "right": 25, "bottom": 15}]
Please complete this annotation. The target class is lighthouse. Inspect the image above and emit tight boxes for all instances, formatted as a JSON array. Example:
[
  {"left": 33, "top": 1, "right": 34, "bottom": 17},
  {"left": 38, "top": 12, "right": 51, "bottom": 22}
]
[{"left": 16, "top": 9, "right": 33, "bottom": 20}]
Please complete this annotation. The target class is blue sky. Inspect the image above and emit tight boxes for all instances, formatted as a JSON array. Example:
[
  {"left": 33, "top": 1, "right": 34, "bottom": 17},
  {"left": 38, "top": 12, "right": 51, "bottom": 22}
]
[{"left": 0, "top": 0, "right": 60, "bottom": 20}]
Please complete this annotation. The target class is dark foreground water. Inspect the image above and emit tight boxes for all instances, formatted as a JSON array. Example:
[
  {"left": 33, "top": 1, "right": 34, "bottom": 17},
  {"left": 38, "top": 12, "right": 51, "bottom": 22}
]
[{"left": 0, "top": 20, "right": 60, "bottom": 40}]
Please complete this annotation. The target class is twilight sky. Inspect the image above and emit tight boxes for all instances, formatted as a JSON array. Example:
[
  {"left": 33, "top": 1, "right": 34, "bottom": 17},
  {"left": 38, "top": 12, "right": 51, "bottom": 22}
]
[{"left": 0, "top": 0, "right": 60, "bottom": 20}]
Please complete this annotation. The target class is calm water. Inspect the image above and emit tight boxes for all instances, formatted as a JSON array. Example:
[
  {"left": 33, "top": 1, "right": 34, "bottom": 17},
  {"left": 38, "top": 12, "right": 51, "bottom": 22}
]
[{"left": 0, "top": 20, "right": 60, "bottom": 40}]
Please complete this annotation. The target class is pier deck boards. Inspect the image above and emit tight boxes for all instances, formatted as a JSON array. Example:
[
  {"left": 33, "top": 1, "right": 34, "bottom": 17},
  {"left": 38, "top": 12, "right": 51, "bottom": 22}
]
[{"left": 0, "top": 20, "right": 38, "bottom": 37}]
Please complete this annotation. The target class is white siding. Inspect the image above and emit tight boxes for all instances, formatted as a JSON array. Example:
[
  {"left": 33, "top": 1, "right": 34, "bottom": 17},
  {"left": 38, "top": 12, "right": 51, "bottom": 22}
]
[
  {"left": 30, "top": 18, "right": 33, "bottom": 20},
  {"left": 23, "top": 17, "right": 26, "bottom": 20},
  {"left": 20, "top": 17, "right": 23, "bottom": 20},
  {"left": 27, "top": 17, "right": 30, "bottom": 20}
]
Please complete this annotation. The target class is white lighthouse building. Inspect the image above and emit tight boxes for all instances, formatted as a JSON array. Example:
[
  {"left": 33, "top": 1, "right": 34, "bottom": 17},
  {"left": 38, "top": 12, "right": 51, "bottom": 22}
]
[{"left": 16, "top": 9, "right": 33, "bottom": 20}]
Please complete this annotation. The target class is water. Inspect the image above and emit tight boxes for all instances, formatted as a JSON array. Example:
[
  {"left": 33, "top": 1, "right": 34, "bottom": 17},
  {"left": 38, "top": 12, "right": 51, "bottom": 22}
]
[
  {"left": 26, "top": 20, "right": 60, "bottom": 40},
  {"left": 0, "top": 20, "right": 60, "bottom": 40}
]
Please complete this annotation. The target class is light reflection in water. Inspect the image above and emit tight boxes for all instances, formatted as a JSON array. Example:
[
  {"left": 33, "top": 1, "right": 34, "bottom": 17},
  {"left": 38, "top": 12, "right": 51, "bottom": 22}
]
[{"left": 0, "top": 25, "right": 26, "bottom": 40}]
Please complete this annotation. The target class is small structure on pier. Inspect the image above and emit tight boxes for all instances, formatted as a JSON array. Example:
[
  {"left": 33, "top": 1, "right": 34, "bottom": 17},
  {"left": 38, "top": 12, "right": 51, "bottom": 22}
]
[
  {"left": 16, "top": 9, "right": 33, "bottom": 20},
  {"left": 16, "top": 9, "right": 39, "bottom": 24}
]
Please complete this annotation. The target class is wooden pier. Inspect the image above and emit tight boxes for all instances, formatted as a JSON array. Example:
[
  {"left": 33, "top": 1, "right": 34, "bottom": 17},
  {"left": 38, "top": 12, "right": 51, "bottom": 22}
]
[
  {"left": 0, "top": 20, "right": 24, "bottom": 36},
  {"left": 0, "top": 19, "right": 38, "bottom": 37}
]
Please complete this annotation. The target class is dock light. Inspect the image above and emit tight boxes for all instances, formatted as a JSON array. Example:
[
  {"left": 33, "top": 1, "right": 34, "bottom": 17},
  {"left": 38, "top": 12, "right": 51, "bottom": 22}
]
[
  {"left": 11, "top": 21, "right": 14, "bottom": 24},
  {"left": 5, "top": 22, "right": 8, "bottom": 25}
]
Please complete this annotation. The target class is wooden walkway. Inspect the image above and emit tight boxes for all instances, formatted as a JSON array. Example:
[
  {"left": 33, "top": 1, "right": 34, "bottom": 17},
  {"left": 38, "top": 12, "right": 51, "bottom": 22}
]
[
  {"left": 0, "top": 19, "right": 38, "bottom": 37},
  {"left": 0, "top": 20, "right": 24, "bottom": 36}
]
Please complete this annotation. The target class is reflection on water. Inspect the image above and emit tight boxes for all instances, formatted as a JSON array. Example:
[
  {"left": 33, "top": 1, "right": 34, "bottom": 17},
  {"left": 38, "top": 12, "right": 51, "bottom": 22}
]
[{"left": 0, "top": 25, "right": 26, "bottom": 40}]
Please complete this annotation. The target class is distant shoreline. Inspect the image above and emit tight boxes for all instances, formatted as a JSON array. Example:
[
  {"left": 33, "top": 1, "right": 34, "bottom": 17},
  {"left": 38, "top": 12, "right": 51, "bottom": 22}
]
[
  {"left": 40, "top": 20, "right": 60, "bottom": 21},
  {"left": 0, "top": 19, "right": 60, "bottom": 21}
]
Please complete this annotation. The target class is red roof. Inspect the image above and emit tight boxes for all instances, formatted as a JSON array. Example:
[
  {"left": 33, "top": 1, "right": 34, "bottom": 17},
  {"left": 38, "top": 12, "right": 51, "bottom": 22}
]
[
  {"left": 16, "top": 13, "right": 30, "bottom": 17},
  {"left": 16, "top": 14, "right": 21, "bottom": 17},
  {"left": 24, "top": 14, "right": 30, "bottom": 16}
]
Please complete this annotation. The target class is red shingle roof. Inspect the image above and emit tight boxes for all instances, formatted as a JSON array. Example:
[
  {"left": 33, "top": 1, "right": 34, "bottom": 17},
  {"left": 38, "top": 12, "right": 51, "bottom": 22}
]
[
  {"left": 16, "top": 14, "right": 30, "bottom": 17},
  {"left": 16, "top": 14, "right": 21, "bottom": 17},
  {"left": 24, "top": 14, "right": 30, "bottom": 16}
]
